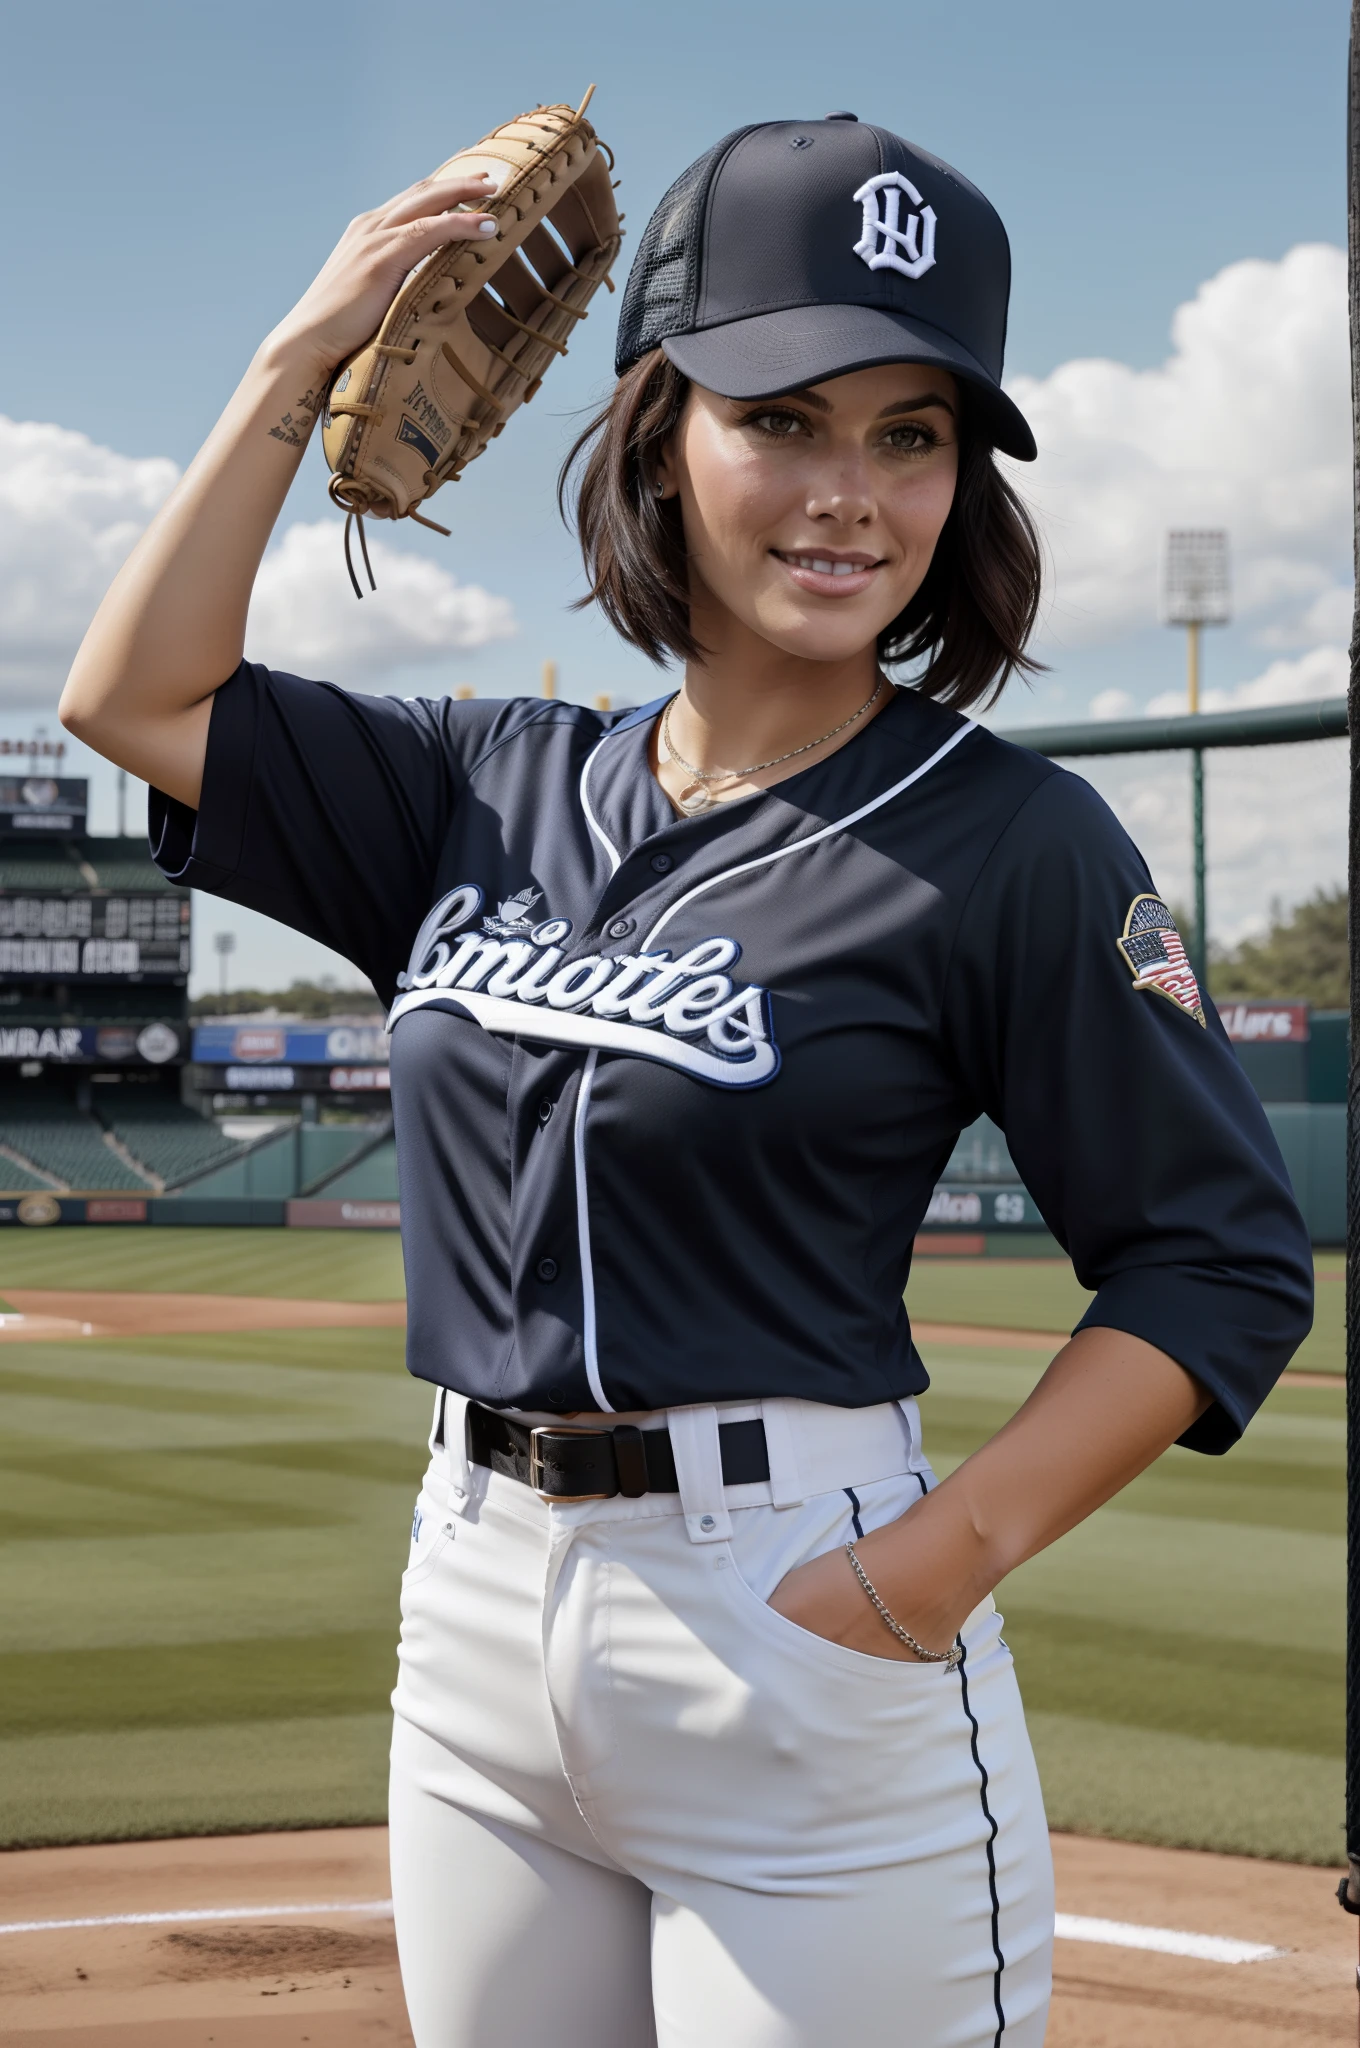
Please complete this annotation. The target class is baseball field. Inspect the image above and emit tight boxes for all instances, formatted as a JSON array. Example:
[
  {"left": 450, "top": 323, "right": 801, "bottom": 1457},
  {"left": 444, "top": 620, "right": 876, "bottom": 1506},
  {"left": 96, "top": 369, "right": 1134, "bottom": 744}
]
[{"left": 0, "top": 1227, "right": 1341, "bottom": 1869}]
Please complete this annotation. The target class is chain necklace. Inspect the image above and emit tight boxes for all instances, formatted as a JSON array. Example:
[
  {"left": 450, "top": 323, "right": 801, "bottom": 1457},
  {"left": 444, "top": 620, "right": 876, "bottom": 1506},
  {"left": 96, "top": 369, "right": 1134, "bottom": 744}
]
[{"left": 660, "top": 679, "right": 885, "bottom": 816}]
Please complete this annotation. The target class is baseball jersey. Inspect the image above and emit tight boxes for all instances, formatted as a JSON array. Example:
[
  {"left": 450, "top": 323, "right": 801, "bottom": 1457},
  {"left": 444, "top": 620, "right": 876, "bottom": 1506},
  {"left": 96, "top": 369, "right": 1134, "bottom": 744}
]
[{"left": 150, "top": 663, "right": 1313, "bottom": 1453}]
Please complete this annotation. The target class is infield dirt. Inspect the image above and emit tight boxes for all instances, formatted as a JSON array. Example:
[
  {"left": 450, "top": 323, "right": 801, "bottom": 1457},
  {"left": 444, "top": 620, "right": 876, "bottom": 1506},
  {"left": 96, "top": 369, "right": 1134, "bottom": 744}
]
[{"left": 0, "top": 1826, "right": 1350, "bottom": 2046}]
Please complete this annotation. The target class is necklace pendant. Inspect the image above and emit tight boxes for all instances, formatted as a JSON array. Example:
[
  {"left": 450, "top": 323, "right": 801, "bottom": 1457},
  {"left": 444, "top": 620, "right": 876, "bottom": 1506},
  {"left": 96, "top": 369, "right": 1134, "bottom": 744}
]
[{"left": 677, "top": 781, "right": 712, "bottom": 815}]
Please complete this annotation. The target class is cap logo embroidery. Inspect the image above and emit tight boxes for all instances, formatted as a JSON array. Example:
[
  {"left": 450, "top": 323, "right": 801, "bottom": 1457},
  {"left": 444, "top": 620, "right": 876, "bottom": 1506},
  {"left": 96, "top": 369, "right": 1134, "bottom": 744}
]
[
  {"left": 1116, "top": 893, "right": 1206, "bottom": 1027},
  {"left": 851, "top": 172, "right": 937, "bottom": 281}
]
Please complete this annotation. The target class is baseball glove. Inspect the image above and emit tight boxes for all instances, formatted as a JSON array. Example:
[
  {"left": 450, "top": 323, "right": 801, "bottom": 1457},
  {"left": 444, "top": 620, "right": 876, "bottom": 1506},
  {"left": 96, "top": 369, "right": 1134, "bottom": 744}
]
[{"left": 321, "top": 90, "right": 621, "bottom": 596}]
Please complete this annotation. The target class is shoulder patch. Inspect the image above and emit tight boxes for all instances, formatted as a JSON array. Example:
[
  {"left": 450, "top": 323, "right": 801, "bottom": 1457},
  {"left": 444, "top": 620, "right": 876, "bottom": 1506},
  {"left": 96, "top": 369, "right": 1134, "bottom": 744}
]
[{"left": 1116, "top": 894, "right": 1205, "bottom": 1026}]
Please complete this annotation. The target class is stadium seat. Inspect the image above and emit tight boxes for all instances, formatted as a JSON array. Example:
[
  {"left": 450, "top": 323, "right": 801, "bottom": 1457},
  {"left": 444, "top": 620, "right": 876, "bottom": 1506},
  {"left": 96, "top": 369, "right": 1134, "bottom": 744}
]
[
  {"left": 93, "top": 1093, "right": 253, "bottom": 1190},
  {"left": 0, "top": 1090, "right": 151, "bottom": 1191}
]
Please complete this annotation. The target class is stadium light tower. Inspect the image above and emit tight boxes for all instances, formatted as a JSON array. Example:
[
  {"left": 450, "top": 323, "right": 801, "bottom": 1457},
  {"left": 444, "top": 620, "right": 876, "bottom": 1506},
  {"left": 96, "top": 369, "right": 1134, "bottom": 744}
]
[
  {"left": 1163, "top": 530, "right": 1231, "bottom": 991},
  {"left": 213, "top": 930, "right": 236, "bottom": 1001}
]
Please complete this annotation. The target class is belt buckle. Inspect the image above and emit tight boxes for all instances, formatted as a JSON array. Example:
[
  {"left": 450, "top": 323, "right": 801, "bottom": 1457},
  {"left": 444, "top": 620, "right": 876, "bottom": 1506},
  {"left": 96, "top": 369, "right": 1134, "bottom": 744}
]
[{"left": 528, "top": 1425, "right": 615, "bottom": 1504}]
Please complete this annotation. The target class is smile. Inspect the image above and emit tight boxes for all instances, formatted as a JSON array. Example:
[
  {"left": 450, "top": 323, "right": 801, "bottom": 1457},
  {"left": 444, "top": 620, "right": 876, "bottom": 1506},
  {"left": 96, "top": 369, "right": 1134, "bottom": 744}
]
[{"left": 772, "top": 550, "right": 885, "bottom": 596}]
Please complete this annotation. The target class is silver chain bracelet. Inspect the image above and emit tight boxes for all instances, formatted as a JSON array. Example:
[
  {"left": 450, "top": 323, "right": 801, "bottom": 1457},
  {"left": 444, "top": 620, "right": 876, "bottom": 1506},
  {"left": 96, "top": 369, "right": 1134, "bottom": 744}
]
[{"left": 844, "top": 1543, "right": 963, "bottom": 1671}]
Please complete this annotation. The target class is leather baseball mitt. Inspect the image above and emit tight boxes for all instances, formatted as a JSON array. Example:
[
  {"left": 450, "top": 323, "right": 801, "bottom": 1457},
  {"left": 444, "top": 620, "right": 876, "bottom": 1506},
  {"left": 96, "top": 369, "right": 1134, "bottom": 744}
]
[{"left": 322, "top": 90, "right": 621, "bottom": 595}]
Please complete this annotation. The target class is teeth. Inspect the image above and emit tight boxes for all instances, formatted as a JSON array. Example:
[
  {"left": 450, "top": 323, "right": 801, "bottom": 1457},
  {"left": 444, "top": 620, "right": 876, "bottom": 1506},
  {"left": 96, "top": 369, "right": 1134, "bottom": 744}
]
[{"left": 787, "top": 554, "right": 867, "bottom": 576}]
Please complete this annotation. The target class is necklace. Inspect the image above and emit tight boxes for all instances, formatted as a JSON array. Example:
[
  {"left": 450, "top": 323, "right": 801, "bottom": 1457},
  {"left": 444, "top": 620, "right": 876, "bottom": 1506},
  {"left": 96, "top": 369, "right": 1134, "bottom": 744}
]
[{"left": 660, "top": 679, "right": 885, "bottom": 815}]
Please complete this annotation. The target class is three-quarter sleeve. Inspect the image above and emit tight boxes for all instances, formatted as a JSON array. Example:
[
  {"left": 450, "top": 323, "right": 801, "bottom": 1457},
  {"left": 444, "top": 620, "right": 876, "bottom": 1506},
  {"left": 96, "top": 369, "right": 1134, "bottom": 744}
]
[
  {"left": 942, "top": 764, "right": 1314, "bottom": 1452},
  {"left": 149, "top": 661, "right": 476, "bottom": 1002}
]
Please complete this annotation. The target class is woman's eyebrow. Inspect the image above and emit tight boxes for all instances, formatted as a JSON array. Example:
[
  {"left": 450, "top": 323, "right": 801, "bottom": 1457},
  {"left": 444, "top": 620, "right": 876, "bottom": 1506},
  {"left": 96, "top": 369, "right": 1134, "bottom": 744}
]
[
  {"left": 736, "top": 387, "right": 957, "bottom": 420},
  {"left": 874, "top": 392, "right": 957, "bottom": 421}
]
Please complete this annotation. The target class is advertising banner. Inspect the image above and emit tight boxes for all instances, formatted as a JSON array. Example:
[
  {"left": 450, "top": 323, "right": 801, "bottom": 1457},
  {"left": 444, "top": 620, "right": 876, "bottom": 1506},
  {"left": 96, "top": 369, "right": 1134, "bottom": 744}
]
[
  {"left": 193, "top": 1023, "right": 390, "bottom": 1065},
  {"left": 0, "top": 1021, "right": 185, "bottom": 1065},
  {"left": 286, "top": 1199, "right": 402, "bottom": 1229},
  {"left": 1216, "top": 1000, "right": 1310, "bottom": 1044}
]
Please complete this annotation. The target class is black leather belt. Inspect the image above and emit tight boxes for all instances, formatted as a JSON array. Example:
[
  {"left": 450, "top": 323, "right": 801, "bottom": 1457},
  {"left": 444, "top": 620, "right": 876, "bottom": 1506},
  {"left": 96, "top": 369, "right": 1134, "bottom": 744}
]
[{"left": 464, "top": 1400, "right": 771, "bottom": 1502}]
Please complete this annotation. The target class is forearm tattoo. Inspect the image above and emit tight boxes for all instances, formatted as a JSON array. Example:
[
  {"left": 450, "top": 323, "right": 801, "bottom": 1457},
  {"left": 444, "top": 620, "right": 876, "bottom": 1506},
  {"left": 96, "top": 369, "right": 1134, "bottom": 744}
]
[{"left": 267, "top": 388, "right": 323, "bottom": 449}]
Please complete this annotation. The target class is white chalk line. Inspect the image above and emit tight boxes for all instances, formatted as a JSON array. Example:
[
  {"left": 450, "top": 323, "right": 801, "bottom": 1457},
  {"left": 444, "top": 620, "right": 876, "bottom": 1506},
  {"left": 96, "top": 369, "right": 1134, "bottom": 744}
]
[
  {"left": 1055, "top": 1911, "right": 1284, "bottom": 1965},
  {"left": 0, "top": 1898, "right": 393, "bottom": 1936},
  {"left": 0, "top": 1898, "right": 1284, "bottom": 1962}
]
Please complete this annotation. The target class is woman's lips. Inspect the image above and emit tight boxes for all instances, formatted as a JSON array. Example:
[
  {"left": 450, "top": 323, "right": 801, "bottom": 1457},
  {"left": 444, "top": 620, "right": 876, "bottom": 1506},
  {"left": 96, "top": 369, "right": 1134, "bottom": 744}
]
[{"left": 772, "top": 549, "right": 884, "bottom": 598}]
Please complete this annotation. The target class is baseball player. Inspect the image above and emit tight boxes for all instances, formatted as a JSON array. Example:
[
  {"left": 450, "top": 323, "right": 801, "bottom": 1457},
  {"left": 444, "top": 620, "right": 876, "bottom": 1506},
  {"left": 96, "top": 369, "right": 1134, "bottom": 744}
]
[{"left": 63, "top": 112, "right": 1311, "bottom": 2048}]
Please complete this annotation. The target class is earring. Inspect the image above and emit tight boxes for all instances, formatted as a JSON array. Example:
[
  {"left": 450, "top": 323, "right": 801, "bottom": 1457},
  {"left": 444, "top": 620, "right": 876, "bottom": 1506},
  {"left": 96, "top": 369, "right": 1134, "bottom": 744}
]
[{"left": 655, "top": 478, "right": 666, "bottom": 499}]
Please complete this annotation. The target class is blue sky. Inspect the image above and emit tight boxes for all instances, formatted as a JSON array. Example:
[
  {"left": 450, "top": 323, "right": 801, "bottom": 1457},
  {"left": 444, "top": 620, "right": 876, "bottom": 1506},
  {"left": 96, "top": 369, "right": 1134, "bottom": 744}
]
[{"left": 0, "top": 0, "right": 1348, "bottom": 985}]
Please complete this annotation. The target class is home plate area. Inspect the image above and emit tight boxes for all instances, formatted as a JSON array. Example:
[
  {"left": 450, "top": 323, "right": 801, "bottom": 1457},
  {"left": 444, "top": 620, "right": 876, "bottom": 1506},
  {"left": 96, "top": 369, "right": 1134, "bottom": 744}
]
[{"left": 0, "top": 1827, "right": 1352, "bottom": 2046}]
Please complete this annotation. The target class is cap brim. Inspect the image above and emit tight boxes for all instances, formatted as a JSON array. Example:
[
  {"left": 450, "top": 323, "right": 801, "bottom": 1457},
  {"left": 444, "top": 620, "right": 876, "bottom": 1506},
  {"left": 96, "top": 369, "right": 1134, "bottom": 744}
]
[{"left": 661, "top": 302, "right": 1036, "bottom": 462}]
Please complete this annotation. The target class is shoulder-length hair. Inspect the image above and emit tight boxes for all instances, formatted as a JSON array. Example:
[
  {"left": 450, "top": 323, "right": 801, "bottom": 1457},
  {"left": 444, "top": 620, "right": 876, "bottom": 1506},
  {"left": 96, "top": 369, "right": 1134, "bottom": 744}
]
[{"left": 559, "top": 349, "right": 1043, "bottom": 712}]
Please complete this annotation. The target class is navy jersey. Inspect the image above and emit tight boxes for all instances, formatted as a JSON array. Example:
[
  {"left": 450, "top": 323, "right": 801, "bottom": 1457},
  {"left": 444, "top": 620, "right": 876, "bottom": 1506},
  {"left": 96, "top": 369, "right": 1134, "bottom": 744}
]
[{"left": 150, "top": 664, "right": 1312, "bottom": 1451}]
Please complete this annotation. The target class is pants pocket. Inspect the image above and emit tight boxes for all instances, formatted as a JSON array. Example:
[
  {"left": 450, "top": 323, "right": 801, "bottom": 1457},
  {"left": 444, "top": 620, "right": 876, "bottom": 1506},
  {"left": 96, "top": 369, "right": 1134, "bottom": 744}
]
[{"left": 403, "top": 1494, "right": 455, "bottom": 1587}]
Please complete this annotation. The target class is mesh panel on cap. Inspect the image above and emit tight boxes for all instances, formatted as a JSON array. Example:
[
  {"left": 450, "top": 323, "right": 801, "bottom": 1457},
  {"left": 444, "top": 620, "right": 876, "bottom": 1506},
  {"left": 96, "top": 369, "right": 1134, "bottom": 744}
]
[{"left": 615, "top": 128, "right": 756, "bottom": 372}]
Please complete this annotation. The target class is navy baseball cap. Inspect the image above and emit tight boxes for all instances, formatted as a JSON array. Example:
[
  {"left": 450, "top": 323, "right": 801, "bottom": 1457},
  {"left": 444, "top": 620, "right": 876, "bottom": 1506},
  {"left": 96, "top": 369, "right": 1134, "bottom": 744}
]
[{"left": 616, "top": 113, "right": 1036, "bottom": 461}]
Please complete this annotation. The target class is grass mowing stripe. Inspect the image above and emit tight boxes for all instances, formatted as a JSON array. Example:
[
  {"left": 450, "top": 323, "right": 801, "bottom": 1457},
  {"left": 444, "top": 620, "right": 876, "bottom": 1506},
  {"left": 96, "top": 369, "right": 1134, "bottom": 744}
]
[
  {"left": 0, "top": 1713, "right": 392, "bottom": 1847},
  {"left": 122, "top": 1327, "right": 410, "bottom": 1373},
  {"left": 0, "top": 1227, "right": 405, "bottom": 1300},
  {"left": 0, "top": 1364, "right": 314, "bottom": 1417},
  {"left": 192, "top": 1439, "right": 428, "bottom": 1484},
  {"left": 0, "top": 1630, "right": 398, "bottom": 1736},
  {"left": 1005, "top": 1607, "right": 1340, "bottom": 1756}
]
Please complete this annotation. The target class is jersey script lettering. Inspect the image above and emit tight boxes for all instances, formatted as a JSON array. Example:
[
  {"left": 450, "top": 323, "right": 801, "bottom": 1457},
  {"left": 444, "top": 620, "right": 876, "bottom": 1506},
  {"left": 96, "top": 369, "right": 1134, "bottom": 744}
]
[{"left": 387, "top": 884, "right": 780, "bottom": 1088}]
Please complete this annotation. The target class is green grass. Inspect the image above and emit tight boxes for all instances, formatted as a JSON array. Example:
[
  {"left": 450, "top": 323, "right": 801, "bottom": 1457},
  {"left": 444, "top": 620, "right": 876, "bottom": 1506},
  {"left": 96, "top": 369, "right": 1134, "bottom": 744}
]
[
  {"left": 923, "top": 1344, "right": 1343, "bottom": 1864},
  {"left": 0, "top": 1313, "right": 429, "bottom": 1845},
  {"left": 907, "top": 1250, "right": 1343, "bottom": 1376},
  {"left": 0, "top": 1225, "right": 405, "bottom": 1299},
  {"left": 0, "top": 1227, "right": 1343, "bottom": 1864}
]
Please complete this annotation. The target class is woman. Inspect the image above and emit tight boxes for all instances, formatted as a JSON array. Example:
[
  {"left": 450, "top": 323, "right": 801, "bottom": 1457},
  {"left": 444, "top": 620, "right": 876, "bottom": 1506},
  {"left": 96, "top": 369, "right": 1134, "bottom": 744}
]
[{"left": 63, "top": 113, "right": 1311, "bottom": 2048}]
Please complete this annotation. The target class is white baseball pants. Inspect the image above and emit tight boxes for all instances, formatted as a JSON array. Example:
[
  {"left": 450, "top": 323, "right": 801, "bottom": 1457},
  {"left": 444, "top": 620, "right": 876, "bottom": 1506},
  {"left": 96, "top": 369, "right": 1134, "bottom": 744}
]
[{"left": 389, "top": 1393, "right": 1054, "bottom": 2047}]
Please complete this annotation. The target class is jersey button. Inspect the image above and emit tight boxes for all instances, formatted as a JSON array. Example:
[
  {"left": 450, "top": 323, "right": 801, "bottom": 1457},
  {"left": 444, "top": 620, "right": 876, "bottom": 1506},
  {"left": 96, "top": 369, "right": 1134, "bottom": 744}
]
[
  {"left": 537, "top": 1097, "right": 554, "bottom": 1125},
  {"left": 535, "top": 1255, "right": 560, "bottom": 1283},
  {"left": 607, "top": 916, "right": 634, "bottom": 939},
  {"left": 650, "top": 852, "right": 674, "bottom": 874}
]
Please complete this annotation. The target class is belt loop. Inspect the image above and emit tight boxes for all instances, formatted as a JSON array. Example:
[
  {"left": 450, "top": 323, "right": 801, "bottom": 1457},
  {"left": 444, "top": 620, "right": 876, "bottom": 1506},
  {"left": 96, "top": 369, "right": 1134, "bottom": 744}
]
[
  {"left": 897, "top": 1397, "right": 930, "bottom": 1481},
  {"left": 760, "top": 1397, "right": 806, "bottom": 1508},
  {"left": 439, "top": 1390, "right": 474, "bottom": 1511},
  {"left": 666, "top": 1403, "right": 731, "bottom": 1542}
]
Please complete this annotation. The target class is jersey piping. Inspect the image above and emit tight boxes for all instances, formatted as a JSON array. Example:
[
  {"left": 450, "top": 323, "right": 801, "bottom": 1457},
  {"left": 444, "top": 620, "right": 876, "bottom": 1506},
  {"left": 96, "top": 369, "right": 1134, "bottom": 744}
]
[
  {"left": 573, "top": 1048, "right": 611, "bottom": 1411},
  {"left": 643, "top": 719, "right": 977, "bottom": 948}
]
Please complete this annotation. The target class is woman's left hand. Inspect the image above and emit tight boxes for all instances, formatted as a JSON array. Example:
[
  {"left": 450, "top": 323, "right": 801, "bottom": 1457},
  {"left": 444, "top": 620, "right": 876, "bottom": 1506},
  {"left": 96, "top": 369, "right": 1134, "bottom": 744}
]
[{"left": 767, "top": 1534, "right": 966, "bottom": 1663}]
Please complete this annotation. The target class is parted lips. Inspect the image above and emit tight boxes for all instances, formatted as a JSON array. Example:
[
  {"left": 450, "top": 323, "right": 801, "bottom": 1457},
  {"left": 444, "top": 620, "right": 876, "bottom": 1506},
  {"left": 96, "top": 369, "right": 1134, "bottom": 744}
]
[{"left": 321, "top": 92, "right": 622, "bottom": 595}]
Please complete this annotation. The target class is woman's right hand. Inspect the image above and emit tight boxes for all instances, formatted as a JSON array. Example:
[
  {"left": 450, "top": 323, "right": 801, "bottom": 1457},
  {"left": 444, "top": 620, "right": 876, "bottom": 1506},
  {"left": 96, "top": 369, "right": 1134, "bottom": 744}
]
[
  {"left": 264, "top": 170, "right": 501, "bottom": 381},
  {"left": 61, "top": 166, "right": 505, "bottom": 807}
]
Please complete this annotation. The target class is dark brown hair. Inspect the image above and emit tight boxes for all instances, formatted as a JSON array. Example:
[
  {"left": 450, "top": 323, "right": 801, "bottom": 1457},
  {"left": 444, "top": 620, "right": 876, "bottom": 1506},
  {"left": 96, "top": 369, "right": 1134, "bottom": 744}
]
[{"left": 559, "top": 349, "right": 1044, "bottom": 711}]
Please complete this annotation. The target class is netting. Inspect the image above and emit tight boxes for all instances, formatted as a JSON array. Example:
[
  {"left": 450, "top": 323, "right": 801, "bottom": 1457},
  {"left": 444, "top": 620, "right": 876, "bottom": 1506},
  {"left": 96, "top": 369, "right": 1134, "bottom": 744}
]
[{"left": 613, "top": 129, "right": 754, "bottom": 372}]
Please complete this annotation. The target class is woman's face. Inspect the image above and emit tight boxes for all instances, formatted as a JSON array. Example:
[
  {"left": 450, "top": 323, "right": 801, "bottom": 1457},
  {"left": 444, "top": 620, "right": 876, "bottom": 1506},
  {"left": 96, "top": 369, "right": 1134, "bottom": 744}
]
[{"left": 660, "top": 362, "right": 961, "bottom": 667}]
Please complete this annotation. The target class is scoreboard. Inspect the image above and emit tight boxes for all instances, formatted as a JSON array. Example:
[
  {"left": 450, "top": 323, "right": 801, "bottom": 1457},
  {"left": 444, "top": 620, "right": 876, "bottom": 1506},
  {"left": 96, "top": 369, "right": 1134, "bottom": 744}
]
[{"left": 0, "top": 892, "right": 189, "bottom": 981}]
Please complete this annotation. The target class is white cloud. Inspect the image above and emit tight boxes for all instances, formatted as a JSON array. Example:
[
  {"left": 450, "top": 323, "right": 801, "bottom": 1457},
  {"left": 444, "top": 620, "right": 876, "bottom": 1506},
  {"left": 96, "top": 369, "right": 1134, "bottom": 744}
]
[
  {"left": 0, "top": 418, "right": 516, "bottom": 707},
  {"left": 244, "top": 520, "right": 514, "bottom": 685},
  {"left": 0, "top": 417, "right": 178, "bottom": 708},
  {"left": 1067, "top": 645, "right": 1349, "bottom": 945},
  {"left": 1008, "top": 244, "right": 1351, "bottom": 655},
  {"left": 1143, "top": 643, "right": 1348, "bottom": 719},
  {"left": 1090, "top": 688, "right": 1134, "bottom": 720}
]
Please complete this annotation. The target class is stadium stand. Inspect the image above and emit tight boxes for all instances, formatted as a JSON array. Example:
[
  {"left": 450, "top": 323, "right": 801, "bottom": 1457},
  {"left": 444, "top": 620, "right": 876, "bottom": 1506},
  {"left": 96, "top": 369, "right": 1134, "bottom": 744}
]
[
  {"left": 95, "top": 1091, "right": 251, "bottom": 1190},
  {"left": 0, "top": 1088, "right": 150, "bottom": 1191},
  {"left": 0, "top": 1146, "right": 61, "bottom": 1191}
]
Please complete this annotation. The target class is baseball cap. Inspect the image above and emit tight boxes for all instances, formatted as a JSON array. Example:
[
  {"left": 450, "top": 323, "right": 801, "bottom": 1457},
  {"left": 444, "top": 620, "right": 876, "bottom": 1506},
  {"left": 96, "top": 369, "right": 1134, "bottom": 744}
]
[{"left": 615, "top": 113, "right": 1036, "bottom": 461}]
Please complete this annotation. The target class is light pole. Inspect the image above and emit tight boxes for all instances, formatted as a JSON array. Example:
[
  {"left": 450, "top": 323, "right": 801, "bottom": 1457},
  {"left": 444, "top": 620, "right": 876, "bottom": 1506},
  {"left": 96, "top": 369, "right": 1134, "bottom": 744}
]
[
  {"left": 213, "top": 930, "right": 236, "bottom": 1002},
  {"left": 1163, "top": 530, "right": 1231, "bottom": 989}
]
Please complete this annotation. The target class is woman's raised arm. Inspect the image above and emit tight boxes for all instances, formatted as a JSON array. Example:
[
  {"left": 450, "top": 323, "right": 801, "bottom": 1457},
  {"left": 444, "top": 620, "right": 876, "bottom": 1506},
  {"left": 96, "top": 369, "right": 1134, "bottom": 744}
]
[{"left": 59, "top": 170, "right": 499, "bottom": 809}]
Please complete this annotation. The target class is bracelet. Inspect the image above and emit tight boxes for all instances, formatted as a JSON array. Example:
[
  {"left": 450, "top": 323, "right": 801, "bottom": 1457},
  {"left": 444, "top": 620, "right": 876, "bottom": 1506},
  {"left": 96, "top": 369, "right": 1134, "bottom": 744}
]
[{"left": 844, "top": 1543, "right": 963, "bottom": 1671}]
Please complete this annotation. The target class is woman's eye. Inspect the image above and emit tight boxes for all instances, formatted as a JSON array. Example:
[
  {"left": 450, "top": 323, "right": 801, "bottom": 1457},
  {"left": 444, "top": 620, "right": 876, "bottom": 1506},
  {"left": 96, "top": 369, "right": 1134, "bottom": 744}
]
[
  {"left": 747, "top": 410, "right": 807, "bottom": 438},
  {"left": 883, "top": 422, "right": 939, "bottom": 454}
]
